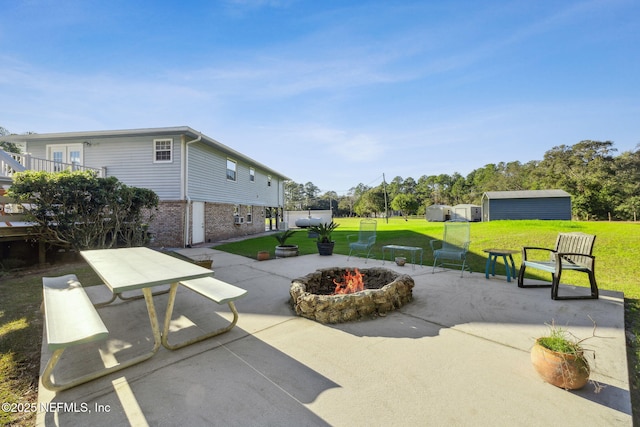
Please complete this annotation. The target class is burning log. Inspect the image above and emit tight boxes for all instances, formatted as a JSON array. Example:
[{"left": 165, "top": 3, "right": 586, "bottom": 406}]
[{"left": 332, "top": 268, "right": 365, "bottom": 295}]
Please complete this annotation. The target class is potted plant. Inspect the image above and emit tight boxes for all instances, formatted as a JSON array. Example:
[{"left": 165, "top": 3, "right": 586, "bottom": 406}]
[
  {"left": 309, "top": 221, "right": 339, "bottom": 255},
  {"left": 273, "top": 229, "right": 299, "bottom": 258},
  {"left": 530, "top": 321, "right": 593, "bottom": 390}
]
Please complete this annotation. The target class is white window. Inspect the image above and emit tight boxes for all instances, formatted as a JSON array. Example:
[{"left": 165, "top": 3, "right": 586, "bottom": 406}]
[
  {"left": 249, "top": 167, "right": 255, "bottom": 182},
  {"left": 227, "top": 159, "right": 237, "bottom": 181},
  {"left": 46, "top": 144, "right": 83, "bottom": 172},
  {"left": 246, "top": 205, "right": 253, "bottom": 223},
  {"left": 154, "top": 139, "right": 173, "bottom": 163}
]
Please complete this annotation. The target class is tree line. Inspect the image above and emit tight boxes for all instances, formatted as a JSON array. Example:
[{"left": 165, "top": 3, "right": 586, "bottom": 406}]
[{"left": 285, "top": 140, "right": 640, "bottom": 221}]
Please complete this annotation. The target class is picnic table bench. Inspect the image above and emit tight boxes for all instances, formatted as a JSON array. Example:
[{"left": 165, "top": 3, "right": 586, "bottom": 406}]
[
  {"left": 41, "top": 274, "right": 110, "bottom": 392},
  {"left": 162, "top": 277, "right": 248, "bottom": 350},
  {"left": 41, "top": 249, "right": 248, "bottom": 392},
  {"left": 517, "top": 232, "right": 598, "bottom": 300}
]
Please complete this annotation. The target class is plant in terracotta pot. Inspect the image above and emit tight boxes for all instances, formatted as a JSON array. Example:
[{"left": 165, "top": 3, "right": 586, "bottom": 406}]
[
  {"left": 257, "top": 250, "right": 270, "bottom": 261},
  {"left": 531, "top": 320, "right": 596, "bottom": 390},
  {"left": 309, "top": 221, "right": 339, "bottom": 255},
  {"left": 273, "top": 229, "right": 299, "bottom": 258}
]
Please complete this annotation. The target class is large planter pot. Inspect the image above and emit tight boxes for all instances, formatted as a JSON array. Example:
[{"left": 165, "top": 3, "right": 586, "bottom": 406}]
[
  {"left": 316, "top": 241, "right": 335, "bottom": 256},
  {"left": 531, "top": 339, "right": 590, "bottom": 390},
  {"left": 275, "top": 245, "right": 299, "bottom": 258}
]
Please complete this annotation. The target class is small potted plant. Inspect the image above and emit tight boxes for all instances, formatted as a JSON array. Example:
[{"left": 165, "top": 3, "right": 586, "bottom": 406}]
[
  {"left": 309, "top": 221, "right": 339, "bottom": 255},
  {"left": 273, "top": 229, "right": 299, "bottom": 258},
  {"left": 530, "top": 321, "right": 593, "bottom": 390},
  {"left": 257, "top": 250, "right": 270, "bottom": 261}
]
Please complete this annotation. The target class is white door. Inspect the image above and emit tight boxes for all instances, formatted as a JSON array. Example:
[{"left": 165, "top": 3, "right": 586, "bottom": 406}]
[
  {"left": 192, "top": 202, "right": 205, "bottom": 244},
  {"left": 47, "top": 144, "right": 82, "bottom": 171}
]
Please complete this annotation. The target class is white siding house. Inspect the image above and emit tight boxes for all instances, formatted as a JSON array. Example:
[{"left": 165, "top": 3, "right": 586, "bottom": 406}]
[{"left": 4, "top": 127, "right": 290, "bottom": 247}]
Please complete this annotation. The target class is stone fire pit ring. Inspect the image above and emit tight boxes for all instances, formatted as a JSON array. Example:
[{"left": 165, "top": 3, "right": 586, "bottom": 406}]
[{"left": 289, "top": 267, "right": 415, "bottom": 324}]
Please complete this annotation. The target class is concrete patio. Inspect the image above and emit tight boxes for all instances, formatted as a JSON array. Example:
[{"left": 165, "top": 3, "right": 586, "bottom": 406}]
[{"left": 36, "top": 248, "right": 632, "bottom": 426}]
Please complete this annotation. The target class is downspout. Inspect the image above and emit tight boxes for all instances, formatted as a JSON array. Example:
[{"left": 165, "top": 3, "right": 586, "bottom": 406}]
[
  {"left": 278, "top": 178, "right": 282, "bottom": 230},
  {"left": 183, "top": 134, "right": 202, "bottom": 247}
]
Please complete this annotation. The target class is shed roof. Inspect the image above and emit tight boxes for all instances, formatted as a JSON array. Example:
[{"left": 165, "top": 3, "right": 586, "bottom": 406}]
[{"left": 483, "top": 190, "right": 570, "bottom": 199}]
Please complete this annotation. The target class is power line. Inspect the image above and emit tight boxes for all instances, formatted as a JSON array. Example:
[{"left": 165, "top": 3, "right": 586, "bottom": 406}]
[{"left": 319, "top": 174, "right": 385, "bottom": 196}]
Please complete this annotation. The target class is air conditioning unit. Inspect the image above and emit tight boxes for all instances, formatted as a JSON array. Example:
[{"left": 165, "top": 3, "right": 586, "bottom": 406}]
[{"left": 234, "top": 216, "right": 244, "bottom": 224}]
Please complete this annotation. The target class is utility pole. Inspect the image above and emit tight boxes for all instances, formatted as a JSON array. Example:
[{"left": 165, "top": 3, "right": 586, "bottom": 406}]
[
  {"left": 382, "top": 173, "right": 389, "bottom": 223},
  {"left": 329, "top": 195, "right": 333, "bottom": 217}
]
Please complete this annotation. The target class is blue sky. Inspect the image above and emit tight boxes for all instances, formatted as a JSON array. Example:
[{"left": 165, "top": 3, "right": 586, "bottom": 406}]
[{"left": 1, "top": 0, "right": 638, "bottom": 194}]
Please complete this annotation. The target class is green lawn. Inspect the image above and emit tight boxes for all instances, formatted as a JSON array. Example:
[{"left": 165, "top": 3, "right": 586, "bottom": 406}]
[
  {"left": 222, "top": 218, "right": 640, "bottom": 299},
  {"left": 1, "top": 218, "right": 638, "bottom": 425}
]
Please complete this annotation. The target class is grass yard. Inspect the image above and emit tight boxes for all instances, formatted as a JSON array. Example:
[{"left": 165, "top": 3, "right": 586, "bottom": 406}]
[
  {"left": 223, "top": 218, "right": 640, "bottom": 299},
  {"left": 0, "top": 218, "right": 638, "bottom": 425}
]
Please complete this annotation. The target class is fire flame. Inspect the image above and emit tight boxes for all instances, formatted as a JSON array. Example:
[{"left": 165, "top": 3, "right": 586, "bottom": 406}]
[{"left": 332, "top": 268, "right": 365, "bottom": 295}]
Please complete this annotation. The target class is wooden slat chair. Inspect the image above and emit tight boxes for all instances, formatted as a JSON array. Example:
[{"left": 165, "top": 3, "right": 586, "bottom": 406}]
[{"left": 517, "top": 232, "right": 598, "bottom": 300}]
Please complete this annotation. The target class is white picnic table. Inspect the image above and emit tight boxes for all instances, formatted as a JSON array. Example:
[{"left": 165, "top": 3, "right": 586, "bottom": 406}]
[
  {"left": 81, "top": 247, "right": 213, "bottom": 293},
  {"left": 78, "top": 248, "right": 214, "bottom": 370},
  {"left": 42, "top": 247, "right": 216, "bottom": 392},
  {"left": 81, "top": 247, "right": 215, "bottom": 352}
]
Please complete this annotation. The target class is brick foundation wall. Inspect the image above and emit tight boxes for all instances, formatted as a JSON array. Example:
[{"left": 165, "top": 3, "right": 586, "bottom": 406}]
[
  {"left": 148, "top": 200, "right": 270, "bottom": 247},
  {"left": 204, "top": 202, "right": 266, "bottom": 242},
  {"left": 148, "top": 201, "right": 186, "bottom": 247}
]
